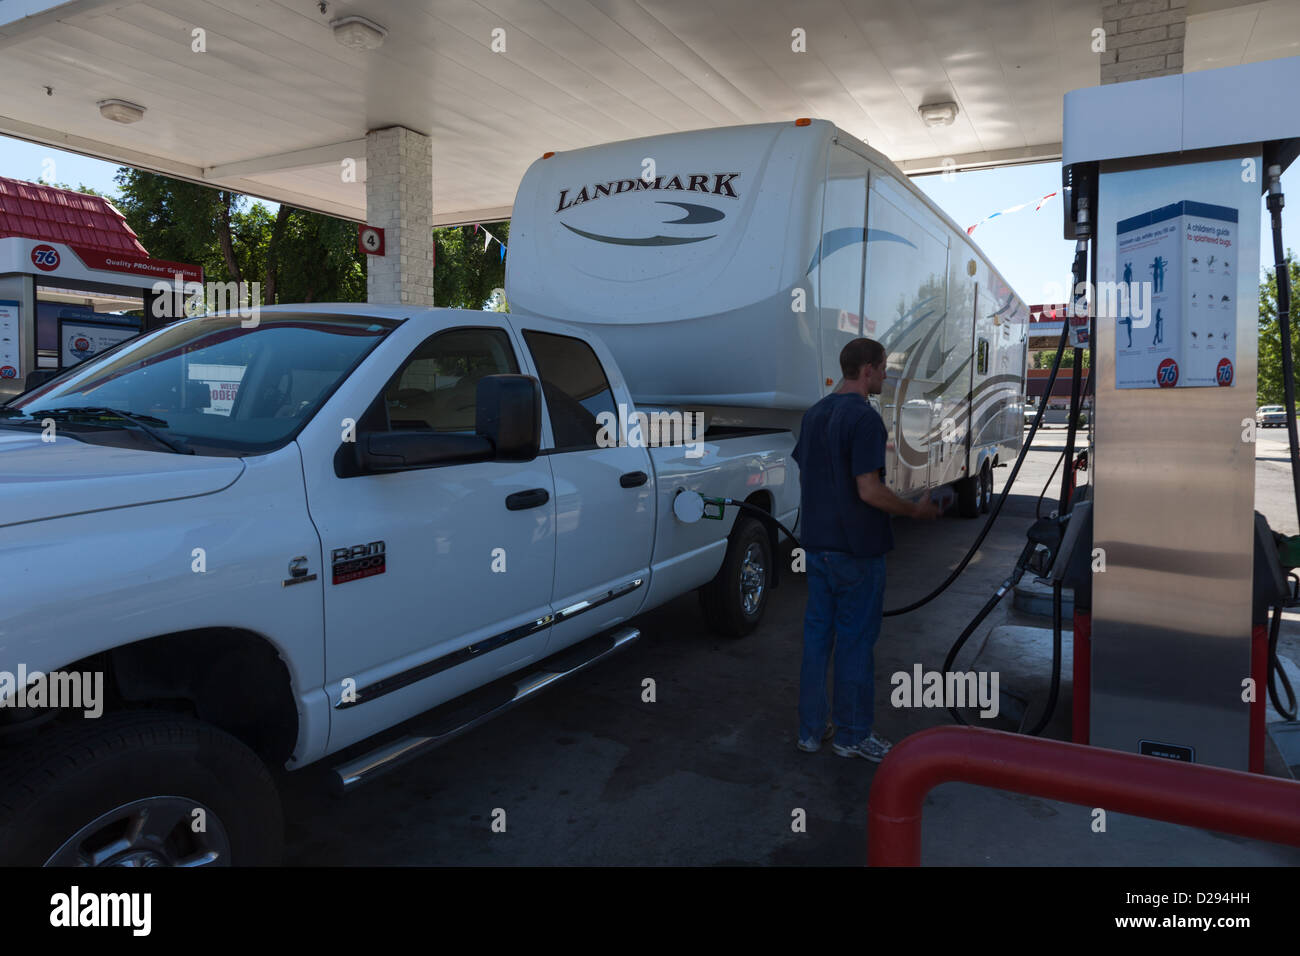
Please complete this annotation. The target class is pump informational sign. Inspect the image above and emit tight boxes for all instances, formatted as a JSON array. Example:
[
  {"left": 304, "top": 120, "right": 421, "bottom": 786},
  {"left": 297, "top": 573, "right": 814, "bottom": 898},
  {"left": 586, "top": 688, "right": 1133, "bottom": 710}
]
[
  {"left": 0, "top": 299, "right": 19, "bottom": 380},
  {"left": 1115, "top": 201, "right": 1238, "bottom": 389},
  {"left": 58, "top": 319, "right": 137, "bottom": 368}
]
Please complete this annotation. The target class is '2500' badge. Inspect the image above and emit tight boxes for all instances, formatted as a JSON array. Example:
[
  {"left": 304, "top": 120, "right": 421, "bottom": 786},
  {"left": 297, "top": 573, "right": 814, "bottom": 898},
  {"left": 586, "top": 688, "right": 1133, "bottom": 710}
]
[{"left": 332, "top": 541, "right": 386, "bottom": 585}]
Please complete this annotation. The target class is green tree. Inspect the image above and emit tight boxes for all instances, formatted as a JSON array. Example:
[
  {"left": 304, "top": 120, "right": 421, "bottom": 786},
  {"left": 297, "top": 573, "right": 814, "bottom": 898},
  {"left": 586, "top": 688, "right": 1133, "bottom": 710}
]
[
  {"left": 1259, "top": 251, "right": 1300, "bottom": 406},
  {"left": 1032, "top": 349, "right": 1091, "bottom": 370},
  {"left": 434, "top": 222, "right": 510, "bottom": 310},
  {"left": 112, "top": 169, "right": 367, "bottom": 305},
  {"left": 111, "top": 168, "right": 509, "bottom": 309}
]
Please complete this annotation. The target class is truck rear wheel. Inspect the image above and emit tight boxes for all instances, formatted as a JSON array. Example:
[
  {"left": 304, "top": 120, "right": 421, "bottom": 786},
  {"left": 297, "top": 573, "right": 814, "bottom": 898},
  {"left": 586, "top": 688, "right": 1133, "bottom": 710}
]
[
  {"left": 700, "top": 516, "right": 771, "bottom": 638},
  {"left": 0, "top": 711, "right": 283, "bottom": 866}
]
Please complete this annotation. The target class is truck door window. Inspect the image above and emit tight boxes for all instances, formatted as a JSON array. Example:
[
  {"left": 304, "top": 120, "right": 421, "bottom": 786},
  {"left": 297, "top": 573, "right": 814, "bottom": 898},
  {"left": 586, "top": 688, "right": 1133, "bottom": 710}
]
[
  {"left": 382, "top": 327, "right": 518, "bottom": 433},
  {"left": 522, "top": 330, "right": 617, "bottom": 451}
]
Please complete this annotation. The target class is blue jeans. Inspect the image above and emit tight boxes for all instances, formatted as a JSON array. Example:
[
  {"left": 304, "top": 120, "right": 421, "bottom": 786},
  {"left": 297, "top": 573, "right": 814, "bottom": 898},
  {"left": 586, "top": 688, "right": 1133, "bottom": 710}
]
[{"left": 799, "top": 550, "right": 887, "bottom": 748}]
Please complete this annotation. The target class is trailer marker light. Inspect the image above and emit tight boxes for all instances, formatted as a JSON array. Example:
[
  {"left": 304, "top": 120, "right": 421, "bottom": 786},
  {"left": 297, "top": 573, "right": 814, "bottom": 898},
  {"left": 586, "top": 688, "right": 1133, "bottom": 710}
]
[
  {"left": 795, "top": 118, "right": 811, "bottom": 127},
  {"left": 542, "top": 151, "right": 555, "bottom": 159}
]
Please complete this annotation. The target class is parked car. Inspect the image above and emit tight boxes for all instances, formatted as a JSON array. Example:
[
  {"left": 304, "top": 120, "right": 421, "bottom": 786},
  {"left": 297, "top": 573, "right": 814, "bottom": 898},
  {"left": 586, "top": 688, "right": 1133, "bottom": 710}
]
[
  {"left": 1257, "top": 405, "right": 1289, "bottom": 428},
  {"left": 1025, "top": 403, "right": 1088, "bottom": 428}
]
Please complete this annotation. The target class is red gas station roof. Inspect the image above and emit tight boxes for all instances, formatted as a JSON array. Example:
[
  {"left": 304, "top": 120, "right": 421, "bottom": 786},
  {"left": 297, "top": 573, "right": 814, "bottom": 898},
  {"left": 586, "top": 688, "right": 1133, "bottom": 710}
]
[{"left": 0, "top": 176, "right": 148, "bottom": 257}]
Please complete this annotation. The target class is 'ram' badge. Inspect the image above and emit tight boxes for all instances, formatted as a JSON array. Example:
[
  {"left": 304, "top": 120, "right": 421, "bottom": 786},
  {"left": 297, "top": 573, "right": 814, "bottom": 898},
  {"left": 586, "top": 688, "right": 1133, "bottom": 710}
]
[{"left": 332, "top": 541, "right": 386, "bottom": 585}]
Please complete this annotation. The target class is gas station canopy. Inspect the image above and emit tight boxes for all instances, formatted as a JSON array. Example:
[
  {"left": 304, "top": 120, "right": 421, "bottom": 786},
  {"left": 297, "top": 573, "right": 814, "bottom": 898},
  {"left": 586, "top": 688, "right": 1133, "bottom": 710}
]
[
  {"left": 0, "top": 174, "right": 199, "bottom": 388},
  {"left": 1, "top": 0, "right": 1295, "bottom": 226}
]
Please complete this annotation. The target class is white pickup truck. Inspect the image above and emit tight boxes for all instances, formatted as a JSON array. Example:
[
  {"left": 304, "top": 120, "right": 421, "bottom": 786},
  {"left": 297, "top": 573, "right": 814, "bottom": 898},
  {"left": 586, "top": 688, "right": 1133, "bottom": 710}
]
[{"left": 0, "top": 304, "right": 797, "bottom": 866}]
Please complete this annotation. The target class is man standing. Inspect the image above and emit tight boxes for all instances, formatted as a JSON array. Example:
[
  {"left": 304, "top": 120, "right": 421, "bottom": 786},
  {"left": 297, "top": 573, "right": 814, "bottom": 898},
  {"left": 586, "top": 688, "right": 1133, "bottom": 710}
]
[{"left": 791, "top": 338, "right": 940, "bottom": 761}]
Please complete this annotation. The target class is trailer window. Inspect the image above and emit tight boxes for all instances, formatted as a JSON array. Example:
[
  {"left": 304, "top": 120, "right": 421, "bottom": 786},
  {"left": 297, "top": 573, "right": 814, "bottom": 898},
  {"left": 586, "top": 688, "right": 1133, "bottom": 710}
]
[{"left": 522, "top": 330, "right": 617, "bottom": 451}]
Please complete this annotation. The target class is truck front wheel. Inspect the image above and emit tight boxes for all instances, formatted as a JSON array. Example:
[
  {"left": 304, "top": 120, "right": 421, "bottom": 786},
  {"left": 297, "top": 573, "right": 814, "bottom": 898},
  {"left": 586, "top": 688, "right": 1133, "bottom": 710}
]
[
  {"left": 0, "top": 711, "right": 283, "bottom": 866},
  {"left": 700, "top": 516, "right": 772, "bottom": 637}
]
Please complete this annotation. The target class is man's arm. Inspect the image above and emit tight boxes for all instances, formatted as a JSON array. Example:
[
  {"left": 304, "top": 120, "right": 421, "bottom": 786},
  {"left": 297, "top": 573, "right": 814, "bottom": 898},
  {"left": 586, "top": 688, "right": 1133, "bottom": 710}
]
[{"left": 857, "top": 471, "right": 941, "bottom": 519}]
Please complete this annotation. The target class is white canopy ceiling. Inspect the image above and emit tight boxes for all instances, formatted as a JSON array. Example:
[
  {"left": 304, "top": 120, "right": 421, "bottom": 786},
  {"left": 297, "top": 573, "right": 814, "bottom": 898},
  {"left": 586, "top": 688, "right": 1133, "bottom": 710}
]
[{"left": 0, "top": 0, "right": 1296, "bottom": 225}]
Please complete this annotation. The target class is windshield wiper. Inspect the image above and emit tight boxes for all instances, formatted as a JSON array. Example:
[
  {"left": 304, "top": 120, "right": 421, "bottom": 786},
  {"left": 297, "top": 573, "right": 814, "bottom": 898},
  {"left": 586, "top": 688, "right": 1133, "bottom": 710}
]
[{"left": 37, "top": 407, "right": 194, "bottom": 455}]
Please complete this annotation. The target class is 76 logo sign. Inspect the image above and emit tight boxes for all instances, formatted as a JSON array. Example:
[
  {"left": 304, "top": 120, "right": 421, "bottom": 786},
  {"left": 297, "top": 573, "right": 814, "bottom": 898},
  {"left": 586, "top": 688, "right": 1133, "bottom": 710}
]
[
  {"left": 1156, "top": 358, "right": 1179, "bottom": 388},
  {"left": 30, "top": 244, "right": 60, "bottom": 271}
]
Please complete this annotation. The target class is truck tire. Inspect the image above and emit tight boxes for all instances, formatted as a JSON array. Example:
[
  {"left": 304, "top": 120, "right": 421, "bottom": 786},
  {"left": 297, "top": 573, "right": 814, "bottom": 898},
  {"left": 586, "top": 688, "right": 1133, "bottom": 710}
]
[
  {"left": 979, "top": 461, "right": 993, "bottom": 514},
  {"left": 956, "top": 475, "right": 980, "bottom": 518},
  {"left": 0, "top": 711, "right": 283, "bottom": 867},
  {"left": 700, "top": 516, "right": 772, "bottom": 638}
]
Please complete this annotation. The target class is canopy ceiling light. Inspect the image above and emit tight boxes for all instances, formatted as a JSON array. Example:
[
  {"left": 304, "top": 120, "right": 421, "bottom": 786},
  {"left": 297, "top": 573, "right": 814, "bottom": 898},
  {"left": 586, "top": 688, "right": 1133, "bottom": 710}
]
[
  {"left": 919, "top": 101, "right": 959, "bottom": 128},
  {"left": 97, "top": 99, "right": 146, "bottom": 124},
  {"left": 331, "top": 15, "right": 387, "bottom": 51}
]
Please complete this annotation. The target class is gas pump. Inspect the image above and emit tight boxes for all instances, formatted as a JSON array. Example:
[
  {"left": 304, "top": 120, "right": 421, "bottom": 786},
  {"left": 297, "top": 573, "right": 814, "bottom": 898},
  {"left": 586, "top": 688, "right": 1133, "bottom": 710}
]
[
  {"left": 912, "top": 57, "right": 1300, "bottom": 772},
  {"left": 1037, "top": 56, "right": 1300, "bottom": 772}
]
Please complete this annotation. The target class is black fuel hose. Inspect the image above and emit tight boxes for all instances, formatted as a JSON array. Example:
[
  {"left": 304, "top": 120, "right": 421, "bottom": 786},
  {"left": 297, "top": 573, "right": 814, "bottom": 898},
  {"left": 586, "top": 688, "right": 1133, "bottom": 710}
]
[
  {"left": 1036, "top": 367, "right": 1093, "bottom": 522},
  {"left": 942, "top": 537, "right": 1035, "bottom": 725},
  {"left": 938, "top": 236, "right": 1090, "bottom": 732},
  {"left": 708, "top": 497, "right": 802, "bottom": 550},
  {"left": 1266, "top": 166, "right": 1300, "bottom": 722},
  {"left": 1267, "top": 166, "right": 1300, "bottom": 526},
  {"left": 1036, "top": 449, "right": 1066, "bottom": 519}
]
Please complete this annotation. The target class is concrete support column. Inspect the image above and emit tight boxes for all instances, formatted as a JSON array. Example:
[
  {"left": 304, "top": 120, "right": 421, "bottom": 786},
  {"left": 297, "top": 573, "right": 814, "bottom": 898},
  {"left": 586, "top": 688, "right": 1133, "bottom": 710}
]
[
  {"left": 1101, "top": 0, "right": 1187, "bottom": 85},
  {"left": 365, "top": 126, "right": 433, "bottom": 306}
]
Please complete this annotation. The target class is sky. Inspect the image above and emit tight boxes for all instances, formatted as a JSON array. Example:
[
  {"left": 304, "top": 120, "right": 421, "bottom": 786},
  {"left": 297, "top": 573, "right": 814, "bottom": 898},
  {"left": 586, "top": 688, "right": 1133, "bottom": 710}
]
[
  {"left": 3, "top": 133, "right": 1299, "bottom": 307},
  {"left": 914, "top": 159, "right": 1300, "bottom": 307}
]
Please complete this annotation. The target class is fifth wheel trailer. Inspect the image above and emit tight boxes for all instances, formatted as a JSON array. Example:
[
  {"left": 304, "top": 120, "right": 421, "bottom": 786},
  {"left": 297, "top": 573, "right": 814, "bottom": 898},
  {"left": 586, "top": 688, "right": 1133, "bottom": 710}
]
[{"left": 507, "top": 119, "right": 1030, "bottom": 515}]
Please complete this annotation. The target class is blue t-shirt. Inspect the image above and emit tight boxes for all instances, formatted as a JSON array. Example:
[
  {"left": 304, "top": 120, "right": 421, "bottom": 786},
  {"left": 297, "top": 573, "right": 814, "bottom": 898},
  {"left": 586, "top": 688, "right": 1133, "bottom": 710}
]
[{"left": 792, "top": 392, "right": 893, "bottom": 557}]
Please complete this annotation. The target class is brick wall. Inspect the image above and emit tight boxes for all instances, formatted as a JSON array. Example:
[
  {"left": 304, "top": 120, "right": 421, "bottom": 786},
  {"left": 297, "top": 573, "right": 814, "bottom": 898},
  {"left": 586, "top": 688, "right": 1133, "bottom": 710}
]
[{"left": 1100, "top": 0, "right": 1187, "bottom": 84}]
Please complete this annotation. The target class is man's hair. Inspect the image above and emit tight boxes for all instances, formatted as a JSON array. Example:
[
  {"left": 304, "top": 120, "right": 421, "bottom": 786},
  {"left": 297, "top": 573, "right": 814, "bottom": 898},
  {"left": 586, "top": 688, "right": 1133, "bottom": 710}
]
[{"left": 840, "top": 337, "right": 885, "bottom": 379}]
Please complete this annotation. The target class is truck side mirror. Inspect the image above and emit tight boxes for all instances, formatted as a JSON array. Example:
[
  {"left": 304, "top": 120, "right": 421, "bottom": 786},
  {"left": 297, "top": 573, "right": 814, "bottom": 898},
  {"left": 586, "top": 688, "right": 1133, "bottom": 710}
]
[{"left": 476, "top": 374, "right": 541, "bottom": 462}]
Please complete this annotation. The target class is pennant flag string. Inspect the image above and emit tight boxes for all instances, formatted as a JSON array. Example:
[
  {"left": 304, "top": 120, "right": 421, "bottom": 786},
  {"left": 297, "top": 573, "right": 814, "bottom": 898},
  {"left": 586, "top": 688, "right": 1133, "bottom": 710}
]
[
  {"left": 966, "top": 191, "right": 1058, "bottom": 235},
  {"left": 473, "top": 223, "right": 507, "bottom": 258}
]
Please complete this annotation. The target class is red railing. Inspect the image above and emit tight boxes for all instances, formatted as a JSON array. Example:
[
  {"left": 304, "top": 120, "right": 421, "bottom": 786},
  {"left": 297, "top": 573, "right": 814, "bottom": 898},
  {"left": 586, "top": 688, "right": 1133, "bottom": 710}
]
[{"left": 867, "top": 726, "right": 1300, "bottom": 866}]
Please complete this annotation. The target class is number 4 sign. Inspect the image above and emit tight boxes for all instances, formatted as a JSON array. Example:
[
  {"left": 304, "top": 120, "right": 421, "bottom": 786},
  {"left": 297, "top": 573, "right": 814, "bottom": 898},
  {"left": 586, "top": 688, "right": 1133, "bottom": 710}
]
[{"left": 358, "top": 225, "right": 385, "bottom": 256}]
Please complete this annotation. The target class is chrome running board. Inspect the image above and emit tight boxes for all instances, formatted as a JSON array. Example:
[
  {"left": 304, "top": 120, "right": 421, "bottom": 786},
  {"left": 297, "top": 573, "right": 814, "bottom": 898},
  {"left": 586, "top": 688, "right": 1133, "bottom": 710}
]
[{"left": 332, "top": 626, "right": 640, "bottom": 793}]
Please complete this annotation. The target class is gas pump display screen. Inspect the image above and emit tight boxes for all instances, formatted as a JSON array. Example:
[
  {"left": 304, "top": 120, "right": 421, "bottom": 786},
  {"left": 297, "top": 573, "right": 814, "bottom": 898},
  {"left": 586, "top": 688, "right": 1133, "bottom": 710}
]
[{"left": 1115, "top": 200, "right": 1238, "bottom": 389}]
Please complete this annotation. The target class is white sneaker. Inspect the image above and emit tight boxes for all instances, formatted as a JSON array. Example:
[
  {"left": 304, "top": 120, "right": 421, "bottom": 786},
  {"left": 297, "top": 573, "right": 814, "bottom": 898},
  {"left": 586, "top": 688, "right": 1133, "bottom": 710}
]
[
  {"left": 797, "top": 723, "right": 835, "bottom": 753},
  {"left": 832, "top": 733, "right": 892, "bottom": 762}
]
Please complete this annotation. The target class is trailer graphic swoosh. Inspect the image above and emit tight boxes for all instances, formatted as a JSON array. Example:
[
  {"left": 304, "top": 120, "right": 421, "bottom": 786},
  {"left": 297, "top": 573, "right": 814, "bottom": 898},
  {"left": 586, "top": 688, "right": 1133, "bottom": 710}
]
[
  {"left": 989, "top": 293, "right": 1016, "bottom": 318},
  {"left": 561, "top": 222, "right": 716, "bottom": 246},
  {"left": 656, "top": 201, "right": 725, "bottom": 224},
  {"left": 806, "top": 228, "right": 918, "bottom": 274}
]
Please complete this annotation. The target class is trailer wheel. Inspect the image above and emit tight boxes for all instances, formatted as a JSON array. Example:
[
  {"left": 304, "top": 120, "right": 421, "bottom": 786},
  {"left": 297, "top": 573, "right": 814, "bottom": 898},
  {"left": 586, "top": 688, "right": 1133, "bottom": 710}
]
[
  {"left": 978, "top": 461, "right": 993, "bottom": 514},
  {"left": 956, "top": 475, "right": 980, "bottom": 518},
  {"left": 700, "top": 516, "right": 771, "bottom": 637},
  {"left": 0, "top": 711, "right": 283, "bottom": 867}
]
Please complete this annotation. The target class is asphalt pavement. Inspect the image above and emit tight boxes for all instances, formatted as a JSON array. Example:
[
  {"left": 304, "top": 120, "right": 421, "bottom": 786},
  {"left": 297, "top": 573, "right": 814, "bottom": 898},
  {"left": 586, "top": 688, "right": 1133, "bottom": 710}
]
[{"left": 277, "top": 423, "right": 1300, "bottom": 865}]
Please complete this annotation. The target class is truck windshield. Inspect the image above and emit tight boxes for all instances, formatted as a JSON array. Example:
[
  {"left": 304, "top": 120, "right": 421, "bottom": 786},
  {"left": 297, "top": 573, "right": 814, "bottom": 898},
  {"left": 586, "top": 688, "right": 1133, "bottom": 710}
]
[{"left": 4, "top": 313, "right": 397, "bottom": 456}]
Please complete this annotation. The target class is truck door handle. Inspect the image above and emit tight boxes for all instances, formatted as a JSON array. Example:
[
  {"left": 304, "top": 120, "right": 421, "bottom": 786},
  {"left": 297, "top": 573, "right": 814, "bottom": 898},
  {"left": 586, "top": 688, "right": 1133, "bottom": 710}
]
[
  {"left": 620, "top": 471, "right": 649, "bottom": 488},
  {"left": 506, "top": 488, "right": 550, "bottom": 511}
]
